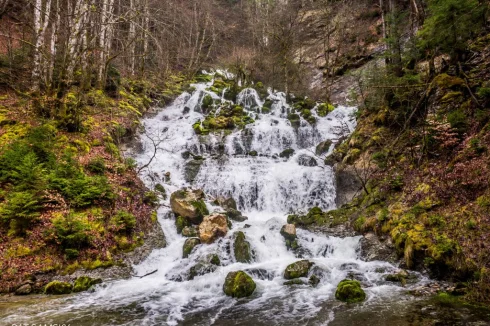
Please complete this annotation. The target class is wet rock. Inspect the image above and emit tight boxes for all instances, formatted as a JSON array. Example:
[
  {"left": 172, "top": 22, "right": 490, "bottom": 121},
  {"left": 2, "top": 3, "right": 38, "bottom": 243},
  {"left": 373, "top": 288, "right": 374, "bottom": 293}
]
[
  {"left": 280, "top": 224, "right": 297, "bottom": 241},
  {"left": 340, "top": 263, "right": 359, "bottom": 271},
  {"left": 199, "top": 214, "right": 228, "bottom": 244},
  {"left": 284, "top": 279, "right": 305, "bottom": 286},
  {"left": 182, "top": 225, "right": 199, "bottom": 237},
  {"left": 245, "top": 268, "right": 274, "bottom": 281},
  {"left": 309, "top": 275, "right": 321, "bottom": 287},
  {"left": 183, "top": 238, "right": 201, "bottom": 258},
  {"left": 207, "top": 254, "right": 221, "bottom": 266},
  {"left": 15, "top": 283, "right": 32, "bottom": 295},
  {"left": 297, "top": 154, "right": 318, "bottom": 167},
  {"left": 234, "top": 231, "right": 252, "bottom": 263},
  {"left": 73, "top": 276, "right": 102, "bottom": 293},
  {"left": 214, "top": 196, "right": 238, "bottom": 211},
  {"left": 175, "top": 216, "right": 190, "bottom": 234},
  {"left": 385, "top": 270, "right": 418, "bottom": 286},
  {"left": 44, "top": 281, "right": 73, "bottom": 295},
  {"left": 315, "top": 140, "right": 333, "bottom": 155},
  {"left": 284, "top": 260, "right": 314, "bottom": 279},
  {"left": 184, "top": 159, "right": 204, "bottom": 183},
  {"left": 223, "top": 271, "right": 256, "bottom": 298},
  {"left": 359, "top": 232, "right": 397, "bottom": 263},
  {"left": 170, "top": 188, "right": 209, "bottom": 224},
  {"left": 335, "top": 166, "right": 362, "bottom": 207},
  {"left": 188, "top": 262, "right": 217, "bottom": 280},
  {"left": 279, "top": 148, "right": 295, "bottom": 159},
  {"left": 335, "top": 279, "right": 366, "bottom": 303},
  {"left": 225, "top": 208, "right": 248, "bottom": 222}
]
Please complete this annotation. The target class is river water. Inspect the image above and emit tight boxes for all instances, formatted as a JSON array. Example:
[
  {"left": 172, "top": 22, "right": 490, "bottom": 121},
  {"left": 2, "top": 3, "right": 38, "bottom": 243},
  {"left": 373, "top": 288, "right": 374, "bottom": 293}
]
[{"left": 1, "top": 72, "right": 489, "bottom": 326}]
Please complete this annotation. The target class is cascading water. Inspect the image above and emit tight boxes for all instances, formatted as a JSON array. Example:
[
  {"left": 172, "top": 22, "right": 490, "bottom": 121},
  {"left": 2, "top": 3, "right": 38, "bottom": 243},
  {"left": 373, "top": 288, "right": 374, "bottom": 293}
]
[{"left": 1, "top": 72, "right": 427, "bottom": 326}]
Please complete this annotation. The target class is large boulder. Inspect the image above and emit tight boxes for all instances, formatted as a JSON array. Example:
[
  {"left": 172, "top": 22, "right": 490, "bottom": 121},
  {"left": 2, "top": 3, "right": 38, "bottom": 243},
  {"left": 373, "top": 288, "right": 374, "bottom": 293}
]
[
  {"left": 73, "top": 276, "right": 102, "bottom": 293},
  {"left": 223, "top": 271, "right": 256, "bottom": 298},
  {"left": 44, "top": 281, "right": 73, "bottom": 295},
  {"left": 183, "top": 238, "right": 201, "bottom": 258},
  {"left": 335, "top": 279, "right": 366, "bottom": 303},
  {"left": 170, "top": 189, "right": 209, "bottom": 224},
  {"left": 199, "top": 214, "right": 228, "bottom": 244},
  {"left": 234, "top": 231, "right": 252, "bottom": 263},
  {"left": 283, "top": 260, "right": 313, "bottom": 279}
]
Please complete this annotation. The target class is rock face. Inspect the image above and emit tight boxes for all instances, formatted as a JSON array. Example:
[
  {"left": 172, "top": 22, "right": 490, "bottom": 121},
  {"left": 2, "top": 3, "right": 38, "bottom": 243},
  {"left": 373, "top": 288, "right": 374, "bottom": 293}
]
[
  {"left": 73, "top": 276, "right": 102, "bottom": 293},
  {"left": 223, "top": 271, "right": 256, "bottom": 298},
  {"left": 44, "top": 281, "right": 73, "bottom": 295},
  {"left": 233, "top": 231, "right": 252, "bottom": 263},
  {"left": 170, "top": 188, "right": 209, "bottom": 224},
  {"left": 183, "top": 238, "right": 201, "bottom": 258},
  {"left": 199, "top": 214, "right": 228, "bottom": 244},
  {"left": 359, "top": 232, "right": 397, "bottom": 263},
  {"left": 283, "top": 260, "right": 313, "bottom": 279},
  {"left": 335, "top": 279, "right": 366, "bottom": 303}
]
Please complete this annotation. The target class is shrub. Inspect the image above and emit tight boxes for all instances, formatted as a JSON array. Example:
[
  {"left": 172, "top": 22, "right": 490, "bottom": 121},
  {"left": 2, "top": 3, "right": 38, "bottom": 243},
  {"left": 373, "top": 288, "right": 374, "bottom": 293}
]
[
  {"left": 0, "top": 191, "right": 41, "bottom": 236},
  {"left": 86, "top": 157, "right": 106, "bottom": 174},
  {"left": 52, "top": 212, "right": 92, "bottom": 249},
  {"left": 111, "top": 211, "right": 136, "bottom": 233}
]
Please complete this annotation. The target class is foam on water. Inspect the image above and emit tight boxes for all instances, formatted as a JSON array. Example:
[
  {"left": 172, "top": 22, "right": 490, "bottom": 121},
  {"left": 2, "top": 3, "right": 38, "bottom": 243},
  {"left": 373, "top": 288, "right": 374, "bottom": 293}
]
[{"left": 1, "top": 72, "right": 414, "bottom": 326}]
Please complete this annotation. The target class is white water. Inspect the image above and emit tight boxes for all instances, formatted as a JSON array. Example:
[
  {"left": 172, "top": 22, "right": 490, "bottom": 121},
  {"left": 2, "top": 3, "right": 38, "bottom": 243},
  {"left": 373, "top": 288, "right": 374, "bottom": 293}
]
[{"left": 2, "top": 73, "right": 412, "bottom": 326}]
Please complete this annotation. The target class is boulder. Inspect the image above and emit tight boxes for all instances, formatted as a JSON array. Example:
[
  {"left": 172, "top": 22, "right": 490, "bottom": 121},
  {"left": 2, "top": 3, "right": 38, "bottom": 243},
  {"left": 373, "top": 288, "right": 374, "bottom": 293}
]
[
  {"left": 315, "top": 140, "right": 333, "bottom": 155},
  {"left": 297, "top": 154, "right": 318, "bottom": 167},
  {"left": 214, "top": 196, "right": 238, "bottom": 211},
  {"left": 234, "top": 231, "right": 252, "bottom": 263},
  {"left": 280, "top": 224, "right": 297, "bottom": 241},
  {"left": 335, "top": 279, "right": 366, "bottom": 303},
  {"left": 170, "top": 189, "right": 209, "bottom": 224},
  {"left": 309, "top": 275, "right": 320, "bottom": 287},
  {"left": 199, "top": 214, "right": 228, "bottom": 244},
  {"left": 223, "top": 271, "right": 256, "bottom": 298},
  {"left": 184, "top": 159, "right": 204, "bottom": 183},
  {"left": 73, "top": 276, "right": 102, "bottom": 293},
  {"left": 15, "top": 283, "right": 32, "bottom": 295},
  {"left": 183, "top": 238, "right": 201, "bottom": 258},
  {"left": 279, "top": 148, "right": 295, "bottom": 159},
  {"left": 44, "top": 281, "right": 73, "bottom": 295},
  {"left": 225, "top": 209, "right": 248, "bottom": 222},
  {"left": 175, "top": 216, "right": 190, "bottom": 234},
  {"left": 188, "top": 262, "right": 217, "bottom": 280},
  {"left": 283, "top": 260, "right": 313, "bottom": 279}
]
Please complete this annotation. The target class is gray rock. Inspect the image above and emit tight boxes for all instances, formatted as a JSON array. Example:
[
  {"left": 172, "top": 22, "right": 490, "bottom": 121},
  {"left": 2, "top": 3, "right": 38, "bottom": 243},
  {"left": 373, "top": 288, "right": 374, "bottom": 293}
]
[
  {"left": 297, "top": 154, "right": 318, "bottom": 166},
  {"left": 15, "top": 284, "right": 32, "bottom": 295}
]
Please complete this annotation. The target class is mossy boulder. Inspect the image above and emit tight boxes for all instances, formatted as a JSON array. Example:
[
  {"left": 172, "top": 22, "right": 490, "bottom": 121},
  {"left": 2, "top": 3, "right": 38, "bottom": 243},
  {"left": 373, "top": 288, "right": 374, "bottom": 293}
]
[
  {"left": 317, "top": 103, "right": 335, "bottom": 117},
  {"left": 176, "top": 216, "right": 191, "bottom": 234},
  {"left": 315, "top": 140, "right": 333, "bottom": 156},
  {"left": 284, "top": 260, "right": 313, "bottom": 279},
  {"left": 335, "top": 279, "right": 366, "bottom": 303},
  {"left": 213, "top": 196, "right": 238, "bottom": 211},
  {"left": 183, "top": 238, "right": 201, "bottom": 258},
  {"left": 223, "top": 271, "right": 256, "bottom": 298},
  {"left": 287, "top": 207, "right": 328, "bottom": 227},
  {"left": 234, "top": 231, "right": 252, "bottom": 263},
  {"left": 44, "top": 281, "right": 73, "bottom": 295},
  {"left": 226, "top": 208, "right": 248, "bottom": 222},
  {"left": 170, "top": 189, "right": 209, "bottom": 224},
  {"left": 73, "top": 276, "right": 102, "bottom": 292},
  {"left": 279, "top": 148, "right": 295, "bottom": 159}
]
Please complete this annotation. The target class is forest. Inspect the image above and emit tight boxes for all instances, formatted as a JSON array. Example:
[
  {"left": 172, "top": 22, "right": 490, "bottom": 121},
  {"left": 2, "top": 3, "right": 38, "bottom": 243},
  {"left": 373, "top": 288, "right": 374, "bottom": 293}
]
[{"left": 0, "top": 0, "right": 490, "bottom": 324}]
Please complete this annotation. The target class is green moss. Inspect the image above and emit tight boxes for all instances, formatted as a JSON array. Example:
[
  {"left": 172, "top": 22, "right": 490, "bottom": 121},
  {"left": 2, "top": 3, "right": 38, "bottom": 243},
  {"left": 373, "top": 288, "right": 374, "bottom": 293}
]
[
  {"left": 317, "top": 103, "right": 335, "bottom": 117},
  {"left": 279, "top": 148, "right": 295, "bottom": 159},
  {"left": 191, "top": 200, "right": 209, "bottom": 218},
  {"left": 223, "top": 271, "right": 256, "bottom": 298},
  {"left": 73, "top": 276, "right": 102, "bottom": 292},
  {"left": 335, "top": 279, "right": 366, "bottom": 303},
  {"left": 111, "top": 210, "right": 136, "bottom": 233},
  {"left": 81, "top": 259, "right": 114, "bottom": 270},
  {"left": 45, "top": 281, "right": 73, "bottom": 295},
  {"left": 283, "top": 260, "right": 313, "bottom": 279},
  {"left": 234, "top": 231, "right": 252, "bottom": 263},
  {"left": 183, "top": 238, "right": 201, "bottom": 258}
]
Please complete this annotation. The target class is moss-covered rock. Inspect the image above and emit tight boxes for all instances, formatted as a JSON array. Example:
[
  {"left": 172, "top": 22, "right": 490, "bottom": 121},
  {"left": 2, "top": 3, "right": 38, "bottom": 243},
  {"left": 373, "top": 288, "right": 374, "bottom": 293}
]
[
  {"left": 279, "top": 148, "right": 295, "bottom": 159},
  {"left": 234, "top": 231, "right": 252, "bottom": 263},
  {"left": 335, "top": 279, "right": 366, "bottom": 303},
  {"left": 283, "top": 279, "right": 305, "bottom": 286},
  {"left": 73, "top": 276, "right": 102, "bottom": 292},
  {"left": 170, "top": 189, "right": 208, "bottom": 224},
  {"left": 317, "top": 103, "right": 335, "bottom": 117},
  {"left": 44, "top": 281, "right": 73, "bottom": 295},
  {"left": 176, "top": 215, "right": 191, "bottom": 234},
  {"left": 183, "top": 238, "right": 201, "bottom": 258},
  {"left": 226, "top": 208, "right": 248, "bottom": 222},
  {"left": 223, "top": 271, "right": 256, "bottom": 298},
  {"left": 284, "top": 260, "right": 313, "bottom": 279},
  {"left": 315, "top": 140, "right": 333, "bottom": 156}
]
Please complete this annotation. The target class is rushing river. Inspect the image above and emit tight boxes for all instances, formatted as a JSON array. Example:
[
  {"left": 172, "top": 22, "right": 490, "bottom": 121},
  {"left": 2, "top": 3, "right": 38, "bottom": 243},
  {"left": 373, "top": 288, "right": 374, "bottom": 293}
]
[{"left": 2, "top": 72, "right": 490, "bottom": 326}]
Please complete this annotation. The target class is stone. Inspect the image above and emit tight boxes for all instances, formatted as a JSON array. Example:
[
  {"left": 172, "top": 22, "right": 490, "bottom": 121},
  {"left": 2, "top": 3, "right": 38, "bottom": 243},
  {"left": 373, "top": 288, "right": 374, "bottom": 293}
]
[
  {"left": 280, "top": 224, "right": 297, "bottom": 241},
  {"left": 335, "top": 279, "right": 366, "bottom": 303},
  {"left": 183, "top": 238, "right": 201, "bottom": 258},
  {"left": 170, "top": 189, "right": 209, "bottom": 224},
  {"left": 315, "top": 140, "right": 333, "bottom": 155},
  {"left": 283, "top": 260, "right": 314, "bottom": 279},
  {"left": 199, "top": 214, "right": 228, "bottom": 244},
  {"left": 73, "top": 276, "right": 102, "bottom": 293},
  {"left": 297, "top": 154, "right": 318, "bottom": 167},
  {"left": 184, "top": 159, "right": 204, "bottom": 183},
  {"left": 284, "top": 279, "right": 305, "bottom": 286},
  {"left": 225, "top": 209, "right": 248, "bottom": 222},
  {"left": 214, "top": 196, "right": 237, "bottom": 211},
  {"left": 175, "top": 216, "right": 190, "bottom": 234},
  {"left": 234, "top": 231, "right": 252, "bottom": 263},
  {"left": 309, "top": 275, "right": 320, "bottom": 287},
  {"left": 182, "top": 225, "right": 199, "bottom": 237},
  {"left": 44, "top": 281, "right": 73, "bottom": 295},
  {"left": 188, "top": 262, "right": 217, "bottom": 280},
  {"left": 279, "top": 148, "right": 295, "bottom": 159},
  {"left": 15, "top": 284, "right": 32, "bottom": 295},
  {"left": 223, "top": 271, "right": 256, "bottom": 298}
]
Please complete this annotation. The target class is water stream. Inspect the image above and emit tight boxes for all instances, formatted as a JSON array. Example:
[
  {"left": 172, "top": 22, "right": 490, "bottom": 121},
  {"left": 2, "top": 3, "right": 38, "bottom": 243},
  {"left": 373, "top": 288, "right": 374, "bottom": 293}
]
[{"left": 2, "top": 73, "right": 489, "bottom": 325}]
